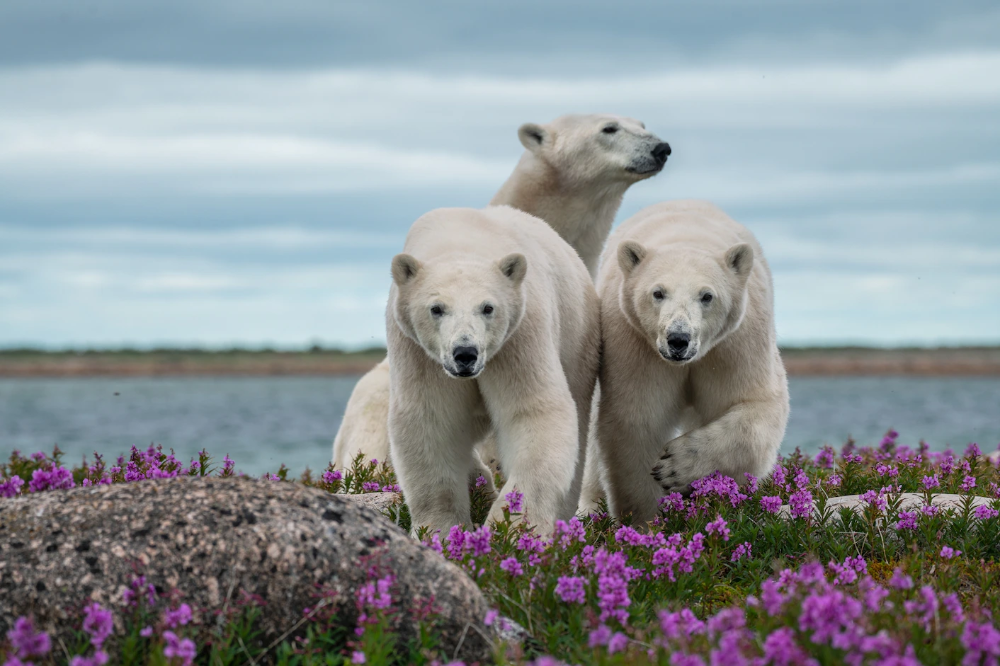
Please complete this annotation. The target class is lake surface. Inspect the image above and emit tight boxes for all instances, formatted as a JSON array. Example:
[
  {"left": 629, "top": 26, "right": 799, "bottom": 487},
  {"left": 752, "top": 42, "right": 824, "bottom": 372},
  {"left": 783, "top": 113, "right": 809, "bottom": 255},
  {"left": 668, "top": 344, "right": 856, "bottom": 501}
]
[{"left": 1, "top": 376, "right": 997, "bottom": 476}]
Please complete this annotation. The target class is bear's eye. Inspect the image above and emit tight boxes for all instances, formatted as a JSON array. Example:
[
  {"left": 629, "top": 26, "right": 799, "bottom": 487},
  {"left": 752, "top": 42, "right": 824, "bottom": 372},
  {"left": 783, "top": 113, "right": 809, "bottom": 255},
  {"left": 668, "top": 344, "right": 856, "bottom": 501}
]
[
  {"left": 701, "top": 293, "right": 714, "bottom": 305},
  {"left": 602, "top": 125, "right": 618, "bottom": 134},
  {"left": 482, "top": 304, "right": 494, "bottom": 315},
  {"left": 430, "top": 305, "right": 444, "bottom": 316},
  {"left": 653, "top": 289, "right": 665, "bottom": 301}
]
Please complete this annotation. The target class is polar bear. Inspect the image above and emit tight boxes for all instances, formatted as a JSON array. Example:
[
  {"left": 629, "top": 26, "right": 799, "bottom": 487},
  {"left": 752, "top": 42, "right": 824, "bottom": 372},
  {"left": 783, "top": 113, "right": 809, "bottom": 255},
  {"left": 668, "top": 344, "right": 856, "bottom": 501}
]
[
  {"left": 386, "top": 206, "right": 600, "bottom": 535},
  {"left": 333, "top": 114, "right": 670, "bottom": 471},
  {"left": 587, "top": 200, "right": 788, "bottom": 523}
]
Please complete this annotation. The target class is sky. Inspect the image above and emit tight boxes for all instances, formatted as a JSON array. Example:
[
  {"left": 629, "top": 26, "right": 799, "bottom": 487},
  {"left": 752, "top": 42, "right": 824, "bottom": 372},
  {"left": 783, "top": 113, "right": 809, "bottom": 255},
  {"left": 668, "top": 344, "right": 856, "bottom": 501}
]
[{"left": 0, "top": 1, "right": 998, "bottom": 349}]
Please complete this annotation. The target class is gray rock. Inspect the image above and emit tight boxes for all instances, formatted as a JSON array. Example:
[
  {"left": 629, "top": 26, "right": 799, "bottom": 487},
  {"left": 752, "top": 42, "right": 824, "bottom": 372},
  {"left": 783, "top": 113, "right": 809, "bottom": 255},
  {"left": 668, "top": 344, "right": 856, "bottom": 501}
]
[
  {"left": 340, "top": 491, "right": 403, "bottom": 515},
  {"left": 779, "top": 492, "right": 995, "bottom": 520},
  {"left": 0, "top": 477, "right": 494, "bottom": 662}
]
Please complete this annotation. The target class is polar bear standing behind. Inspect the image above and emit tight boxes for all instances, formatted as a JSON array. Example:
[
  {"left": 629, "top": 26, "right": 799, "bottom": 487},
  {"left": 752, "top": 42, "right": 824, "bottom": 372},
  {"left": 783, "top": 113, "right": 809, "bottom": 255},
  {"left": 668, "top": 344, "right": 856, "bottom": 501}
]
[
  {"left": 333, "top": 114, "right": 669, "bottom": 470},
  {"left": 387, "top": 206, "right": 600, "bottom": 535},
  {"left": 590, "top": 200, "right": 788, "bottom": 523}
]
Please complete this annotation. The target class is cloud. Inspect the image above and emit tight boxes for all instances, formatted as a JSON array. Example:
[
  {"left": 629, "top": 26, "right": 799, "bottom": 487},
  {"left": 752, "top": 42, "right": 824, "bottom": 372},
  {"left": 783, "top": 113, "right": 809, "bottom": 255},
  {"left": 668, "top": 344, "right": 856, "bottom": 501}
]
[
  {"left": 0, "top": 47, "right": 998, "bottom": 346},
  {"left": 0, "top": 52, "right": 997, "bottom": 200}
]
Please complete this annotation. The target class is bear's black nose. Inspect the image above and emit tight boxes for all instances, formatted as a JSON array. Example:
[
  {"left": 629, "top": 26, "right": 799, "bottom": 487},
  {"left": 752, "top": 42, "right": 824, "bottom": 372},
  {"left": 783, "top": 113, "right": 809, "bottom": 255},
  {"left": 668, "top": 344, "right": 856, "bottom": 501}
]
[
  {"left": 651, "top": 142, "right": 672, "bottom": 165},
  {"left": 453, "top": 346, "right": 479, "bottom": 371},
  {"left": 666, "top": 332, "right": 690, "bottom": 353}
]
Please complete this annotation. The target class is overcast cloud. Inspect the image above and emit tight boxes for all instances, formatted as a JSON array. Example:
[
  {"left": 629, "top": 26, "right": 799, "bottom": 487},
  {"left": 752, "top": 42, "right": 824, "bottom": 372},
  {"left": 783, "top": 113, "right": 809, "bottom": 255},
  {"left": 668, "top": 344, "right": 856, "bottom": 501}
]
[{"left": 0, "top": 1, "right": 998, "bottom": 348}]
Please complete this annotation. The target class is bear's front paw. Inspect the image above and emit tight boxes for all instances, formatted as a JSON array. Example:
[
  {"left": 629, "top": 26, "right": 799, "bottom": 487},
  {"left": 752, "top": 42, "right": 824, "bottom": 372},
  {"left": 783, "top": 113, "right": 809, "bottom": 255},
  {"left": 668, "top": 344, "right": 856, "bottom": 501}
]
[{"left": 650, "top": 442, "right": 699, "bottom": 495}]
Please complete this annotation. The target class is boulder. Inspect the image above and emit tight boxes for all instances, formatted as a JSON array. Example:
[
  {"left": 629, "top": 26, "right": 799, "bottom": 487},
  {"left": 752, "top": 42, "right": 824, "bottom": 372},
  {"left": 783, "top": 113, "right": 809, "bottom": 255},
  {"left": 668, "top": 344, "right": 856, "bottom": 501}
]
[
  {"left": 0, "top": 477, "right": 494, "bottom": 662},
  {"left": 779, "top": 492, "right": 995, "bottom": 520}
]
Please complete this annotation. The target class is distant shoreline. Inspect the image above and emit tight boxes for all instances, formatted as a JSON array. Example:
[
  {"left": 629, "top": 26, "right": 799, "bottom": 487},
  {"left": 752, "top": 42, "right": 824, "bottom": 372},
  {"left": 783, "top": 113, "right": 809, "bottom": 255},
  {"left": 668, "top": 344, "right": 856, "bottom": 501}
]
[{"left": 2, "top": 347, "right": 1000, "bottom": 377}]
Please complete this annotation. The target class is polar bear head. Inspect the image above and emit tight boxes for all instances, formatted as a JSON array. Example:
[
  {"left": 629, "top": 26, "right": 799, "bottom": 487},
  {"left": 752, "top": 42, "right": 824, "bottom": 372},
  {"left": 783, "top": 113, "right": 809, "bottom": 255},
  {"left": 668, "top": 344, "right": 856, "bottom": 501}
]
[
  {"left": 390, "top": 252, "right": 527, "bottom": 378},
  {"left": 616, "top": 240, "right": 754, "bottom": 364},
  {"left": 517, "top": 114, "right": 670, "bottom": 186}
]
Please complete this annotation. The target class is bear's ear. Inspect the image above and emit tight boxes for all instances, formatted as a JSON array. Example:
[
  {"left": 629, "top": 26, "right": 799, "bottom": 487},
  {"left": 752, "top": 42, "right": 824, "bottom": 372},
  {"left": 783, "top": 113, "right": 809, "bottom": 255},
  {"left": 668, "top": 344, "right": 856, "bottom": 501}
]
[
  {"left": 617, "top": 240, "right": 647, "bottom": 276},
  {"left": 724, "top": 243, "right": 754, "bottom": 279},
  {"left": 498, "top": 253, "right": 527, "bottom": 285},
  {"left": 518, "top": 123, "right": 548, "bottom": 152},
  {"left": 391, "top": 253, "right": 422, "bottom": 286}
]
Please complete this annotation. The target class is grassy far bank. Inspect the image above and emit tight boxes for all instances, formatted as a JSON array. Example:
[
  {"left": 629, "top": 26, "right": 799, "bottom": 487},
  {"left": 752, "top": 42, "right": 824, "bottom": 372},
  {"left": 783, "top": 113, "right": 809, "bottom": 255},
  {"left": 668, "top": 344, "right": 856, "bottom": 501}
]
[
  {"left": 3, "top": 433, "right": 1000, "bottom": 665},
  {"left": 2, "top": 346, "right": 1000, "bottom": 377}
]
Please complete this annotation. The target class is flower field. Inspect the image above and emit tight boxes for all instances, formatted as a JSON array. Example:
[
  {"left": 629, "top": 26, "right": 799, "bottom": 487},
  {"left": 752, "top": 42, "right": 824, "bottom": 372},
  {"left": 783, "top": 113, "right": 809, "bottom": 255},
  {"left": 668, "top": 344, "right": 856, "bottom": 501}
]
[{"left": 3, "top": 431, "right": 1000, "bottom": 665}]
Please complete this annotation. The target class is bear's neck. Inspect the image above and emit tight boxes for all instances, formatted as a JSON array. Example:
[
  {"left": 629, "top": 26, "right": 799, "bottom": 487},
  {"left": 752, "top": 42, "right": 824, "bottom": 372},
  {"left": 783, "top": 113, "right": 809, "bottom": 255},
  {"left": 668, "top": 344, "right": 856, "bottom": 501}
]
[{"left": 489, "top": 152, "right": 629, "bottom": 278}]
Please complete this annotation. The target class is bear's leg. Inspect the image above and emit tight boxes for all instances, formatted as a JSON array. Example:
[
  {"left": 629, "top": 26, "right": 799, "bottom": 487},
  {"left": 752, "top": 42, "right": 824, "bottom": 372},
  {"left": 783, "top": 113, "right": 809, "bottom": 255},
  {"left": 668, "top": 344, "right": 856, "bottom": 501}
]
[
  {"left": 651, "top": 397, "right": 789, "bottom": 494},
  {"left": 478, "top": 355, "right": 580, "bottom": 536},
  {"left": 388, "top": 344, "right": 488, "bottom": 537},
  {"left": 332, "top": 358, "right": 391, "bottom": 470},
  {"left": 576, "top": 385, "right": 605, "bottom": 516},
  {"left": 598, "top": 395, "right": 678, "bottom": 524}
]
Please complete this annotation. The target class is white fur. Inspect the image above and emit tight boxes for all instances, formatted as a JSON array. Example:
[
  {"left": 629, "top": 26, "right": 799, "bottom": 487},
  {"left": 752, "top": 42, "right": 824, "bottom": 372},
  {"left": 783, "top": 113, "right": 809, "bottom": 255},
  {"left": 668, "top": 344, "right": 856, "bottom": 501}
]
[
  {"left": 582, "top": 200, "right": 789, "bottom": 523},
  {"left": 387, "top": 206, "right": 600, "bottom": 535},
  {"left": 333, "top": 114, "right": 668, "bottom": 471}
]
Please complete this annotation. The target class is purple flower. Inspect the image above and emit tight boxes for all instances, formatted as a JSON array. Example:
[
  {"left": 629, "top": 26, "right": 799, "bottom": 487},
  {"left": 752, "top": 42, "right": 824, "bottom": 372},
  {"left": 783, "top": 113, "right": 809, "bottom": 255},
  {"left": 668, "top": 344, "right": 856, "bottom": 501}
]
[
  {"left": 730, "top": 542, "right": 752, "bottom": 562},
  {"left": 922, "top": 474, "right": 940, "bottom": 490},
  {"left": 921, "top": 504, "right": 940, "bottom": 517},
  {"left": 895, "top": 511, "right": 918, "bottom": 530},
  {"left": 815, "top": 446, "right": 836, "bottom": 469},
  {"left": 28, "top": 465, "right": 75, "bottom": 493},
  {"left": 658, "top": 608, "right": 705, "bottom": 640},
  {"left": 163, "top": 604, "right": 192, "bottom": 629},
  {"left": 889, "top": 568, "right": 913, "bottom": 590},
  {"left": 860, "top": 488, "right": 888, "bottom": 514},
  {"left": 904, "top": 586, "right": 938, "bottom": 631},
  {"left": 588, "top": 624, "right": 612, "bottom": 648},
  {"left": 0, "top": 475, "right": 25, "bottom": 498},
  {"left": 70, "top": 651, "right": 109, "bottom": 666},
  {"left": 163, "top": 631, "right": 196, "bottom": 666},
  {"left": 771, "top": 466, "right": 787, "bottom": 488},
  {"left": 554, "top": 516, "right": 587, "bottom": 549},
  {"left": 691, "top": 472, "right": 747, "bottom": 506},
  {"left": 940, "top": 545, "right": 961, "bottom": 559},
  {"left": 960, "top": 475, "right": 977, "bottom": 492},
  {"left": 381, "top": 484, "right": 400, "bottom": 492},
  {"left": 484, "top": 609, "right": 499, "bottom": 626},
  {"left": 942, "top": 593, "right": 964, "bottom": 624},
  {"left": 555, "top": 576, "right": 586, "bottom": 604},
  {"left": 961, "top": 621, "right": 1000, "bottom": 665},
  {"left": 81, "top": 603, "right": 113, "bottom": 647},
  {"left": 466, "top": 525, "right": 492, "bottom": 557},
  {"left": 659, "top": 492, "right": 685, "bottom": 512},
  {"left": 974, "top": 505, "right": 1000, "bottom": 520},
  {"left": 6, "top": 617, "right": 51, "bottom": 658},
  {"left": 474, "top": 475, "right": 487, "bottom": 488},
  {"left": 504, "top": 489, "right": 524, "bottom": 513},
  {"left": 761, "top": 627, "right": 808, "bottom": 666},
  {"left": 826, "top": 473, "right": 842, "bottom": 488},
  {"left": 705, "top": 515, "right": 730, "bottom": 541},
  {"left": 321, "top": 470, "right": 342, "bottom": 484},
  {"left": 760, "top": 496, "right": 782, "bottom": 514},
  {"left": 351, "top": 651, "right": 366, "bottom": 664},
  {"left": 607, "top": 631, "right": 628, "bottom": 654},
  {"left": 140, "top": 626, "right": 154, "bottom": 638},
  {"left": 793, "top": 468, "right": 810, "bottom": 489},
  {"left": 789, "top": 489, "right": 813, "bottom": 519},
  {"left": 356, "top": 575, "right": 393, "bottom": 610},
  {"left": 499, "top": 556, "right": 523, "bottom": 577},
  {"left": 360, "top": 481, "right": 380, "bottom": 492}
]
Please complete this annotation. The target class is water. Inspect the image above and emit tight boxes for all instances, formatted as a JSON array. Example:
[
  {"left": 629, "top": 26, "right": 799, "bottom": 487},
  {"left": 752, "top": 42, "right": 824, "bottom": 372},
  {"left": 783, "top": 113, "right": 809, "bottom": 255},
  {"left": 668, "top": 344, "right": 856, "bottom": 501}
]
[{"left": 1, "top": 376, "right": 998, "bottom": 476}]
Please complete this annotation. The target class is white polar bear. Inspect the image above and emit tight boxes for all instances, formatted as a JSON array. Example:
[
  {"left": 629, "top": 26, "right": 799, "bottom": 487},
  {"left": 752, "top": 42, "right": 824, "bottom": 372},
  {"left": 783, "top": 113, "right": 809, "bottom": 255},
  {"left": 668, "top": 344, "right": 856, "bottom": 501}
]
[
  {"left": 587, "top": 200, "right": 789, "bottom": 523},
  {"left": 386, "top": 206, "right": 600, "bottom": 535},
  {"left": 333, "top": 114, "right": 670, "bottom": 471}
]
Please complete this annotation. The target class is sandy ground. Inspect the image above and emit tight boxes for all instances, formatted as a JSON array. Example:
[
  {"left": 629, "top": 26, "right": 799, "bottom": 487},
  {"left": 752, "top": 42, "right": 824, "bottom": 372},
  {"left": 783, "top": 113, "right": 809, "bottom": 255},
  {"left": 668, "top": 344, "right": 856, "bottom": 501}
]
[{"left": 1, "top": 347, "right": 999, "bottom": 377}]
